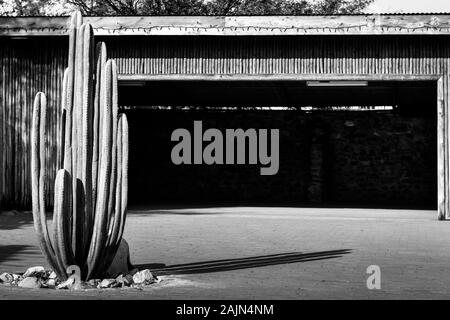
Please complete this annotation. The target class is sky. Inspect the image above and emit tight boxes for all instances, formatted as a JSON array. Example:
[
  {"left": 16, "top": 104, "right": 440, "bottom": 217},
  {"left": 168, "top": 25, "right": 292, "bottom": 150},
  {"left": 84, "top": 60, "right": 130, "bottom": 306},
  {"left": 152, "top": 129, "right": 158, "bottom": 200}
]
[{"left": 366, "top": 0, "right": 450, "bottom": 13}]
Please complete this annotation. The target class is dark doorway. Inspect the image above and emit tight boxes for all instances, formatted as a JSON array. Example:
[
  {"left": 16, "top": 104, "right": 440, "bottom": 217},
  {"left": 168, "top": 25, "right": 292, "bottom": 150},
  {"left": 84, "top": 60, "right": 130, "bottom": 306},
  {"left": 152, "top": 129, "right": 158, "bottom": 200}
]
[{"left": 120, "top": 80, "right": 437, "bottom": 209}]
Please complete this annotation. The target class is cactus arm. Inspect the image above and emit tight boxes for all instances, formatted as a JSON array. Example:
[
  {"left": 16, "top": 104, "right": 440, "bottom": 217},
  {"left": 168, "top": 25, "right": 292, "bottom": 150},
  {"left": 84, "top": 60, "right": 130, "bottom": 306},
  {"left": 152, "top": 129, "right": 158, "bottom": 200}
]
[
  {"left": 111, "top": 115, "right": 123, "bottom": 247},
  {"left": 31, "top": 93, "right": 61, "bottom": 277},
  {"left": 53, "top": 169, "right": 74, "bottom": 280},
  {"left": 71, "top": 22, "right": 85, "bottom": 259},
  {"left": 101, "top": 113, "right": 129, "bottom": 273},
  {"left": 118, "top": 114, "right": 129, "bottom": 245},
  {"left": 111, "top": 114, "right": 129, "bottom": 248},
  {"left": 86, "top": 60, "right": 114, "bottom": 279},
  {"left": 72, "top": 22, "right": 87, "bottom": 263},
  {"left": 63, "top": 12, "right": 80, "bottom": 173},
  {"left": 74, "top": 23, "right": 86, "bottom": 179},
  {"left": 73, "top": 20, "right": 85, "bottom": 176},
  {"left": 80, "top": 24, "right": 94, "bottom": 262},
  {"left": 99, "top": 116, "right": 123, "bottom": 272},
  {"left": 92, "top": 42, "right": 107, "bottom": 213},
  {"left": 65, "top": 11, "right": 81, "bottom": 120},
  {"left": 95, "top": 45, "right": 107, "bottom": 214},
  {"left": 105, "top": 60, "right": 118, "bottom": 244},
  {"left": 58, "top": 68, "right": 69, "bottom": 170}
]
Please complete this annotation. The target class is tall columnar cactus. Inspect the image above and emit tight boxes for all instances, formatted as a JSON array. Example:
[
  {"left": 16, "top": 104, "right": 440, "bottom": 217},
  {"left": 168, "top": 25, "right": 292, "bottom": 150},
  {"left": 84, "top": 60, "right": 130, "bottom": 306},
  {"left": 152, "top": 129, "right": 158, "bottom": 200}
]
[{"left": 31, "top": 12, "right": 129, "bottom": 281}]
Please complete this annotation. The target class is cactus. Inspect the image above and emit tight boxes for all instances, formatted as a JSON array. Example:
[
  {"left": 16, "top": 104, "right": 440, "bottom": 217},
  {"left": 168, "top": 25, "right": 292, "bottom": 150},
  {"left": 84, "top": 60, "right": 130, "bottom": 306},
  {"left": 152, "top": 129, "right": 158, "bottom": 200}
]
[{"left": 31, "top": 12, "right": 129, "bottom": 281}]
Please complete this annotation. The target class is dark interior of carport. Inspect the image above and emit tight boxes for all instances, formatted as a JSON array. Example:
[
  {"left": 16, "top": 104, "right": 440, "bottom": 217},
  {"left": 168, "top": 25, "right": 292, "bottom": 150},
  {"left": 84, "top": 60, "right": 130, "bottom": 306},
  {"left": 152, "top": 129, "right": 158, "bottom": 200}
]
[{"left": 119, "top": 80, "right": 437, "bottom": 209}]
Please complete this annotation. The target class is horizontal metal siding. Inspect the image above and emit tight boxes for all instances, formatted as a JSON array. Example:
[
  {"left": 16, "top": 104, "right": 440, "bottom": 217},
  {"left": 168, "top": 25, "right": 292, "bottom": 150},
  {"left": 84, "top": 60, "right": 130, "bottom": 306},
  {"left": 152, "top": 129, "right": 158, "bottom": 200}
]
[{"left": 103, "top": 36, "right": 450, "bottom": 76}]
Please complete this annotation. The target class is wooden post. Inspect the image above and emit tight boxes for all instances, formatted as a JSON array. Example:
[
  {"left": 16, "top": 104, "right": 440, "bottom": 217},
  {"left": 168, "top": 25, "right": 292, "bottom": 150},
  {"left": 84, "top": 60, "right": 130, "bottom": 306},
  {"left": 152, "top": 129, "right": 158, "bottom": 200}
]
[{"left": 437, "top": 77, "right": 446, "bottom": 220}]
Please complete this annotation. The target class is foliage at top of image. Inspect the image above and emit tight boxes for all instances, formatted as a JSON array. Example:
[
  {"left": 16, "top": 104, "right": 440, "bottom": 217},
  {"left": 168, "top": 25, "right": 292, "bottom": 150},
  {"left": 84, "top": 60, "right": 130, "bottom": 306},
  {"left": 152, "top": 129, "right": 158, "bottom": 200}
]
[{"left": 0, "top": 0, "right": 374, "bottom": 16}]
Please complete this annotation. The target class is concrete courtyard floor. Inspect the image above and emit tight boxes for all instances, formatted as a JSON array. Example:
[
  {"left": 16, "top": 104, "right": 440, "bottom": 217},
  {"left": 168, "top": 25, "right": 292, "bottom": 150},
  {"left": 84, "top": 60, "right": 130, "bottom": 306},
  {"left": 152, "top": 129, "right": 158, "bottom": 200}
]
[{"left": 0, "top": 207, "right": 449, "bottom": 300}]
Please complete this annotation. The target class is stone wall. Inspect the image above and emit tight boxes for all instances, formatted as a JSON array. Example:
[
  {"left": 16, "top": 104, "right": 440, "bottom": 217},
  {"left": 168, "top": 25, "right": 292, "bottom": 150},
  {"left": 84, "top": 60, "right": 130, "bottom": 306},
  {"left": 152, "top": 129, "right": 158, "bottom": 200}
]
[
  {"left": 325, "top": 112, "right": 436, "bottom": 207},
  {"left": 126, "top": 109, "right": 436, "bottom": 209}
]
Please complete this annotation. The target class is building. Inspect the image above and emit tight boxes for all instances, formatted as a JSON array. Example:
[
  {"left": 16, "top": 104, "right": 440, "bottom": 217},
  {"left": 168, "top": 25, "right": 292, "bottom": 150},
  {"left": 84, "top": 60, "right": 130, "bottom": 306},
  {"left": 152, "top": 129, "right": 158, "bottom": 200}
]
[{"left": 0, "top": 14, "right": 449, "bottom": 219}]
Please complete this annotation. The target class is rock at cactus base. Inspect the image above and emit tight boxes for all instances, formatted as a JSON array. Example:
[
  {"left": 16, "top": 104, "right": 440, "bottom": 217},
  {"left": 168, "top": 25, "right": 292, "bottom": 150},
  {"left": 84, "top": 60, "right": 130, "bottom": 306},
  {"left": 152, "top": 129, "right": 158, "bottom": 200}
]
[
  {"left": 99, "top": 278, "right": 114, "bottom": 288},
  {"left": 99, "top": 278, "right": 121, "bottom": 289},
  {"left": 105, "top": 239, "right": 132, "bottom": 278},
  {"left": 18, "top": 277, "right": 42, "bottom": 289},
  {"left": 115, "top": 274, "right": 132, "bottom": 287},
  {"left": 23, "top": 266, "right": 46, "bottom": 278},
  {"left": 132, "top": 269, "right": 155, "bottom": 285},
  {"left": 12, "top": 274, "right": 22, "bottom": 283},
  {"left": 56, "top": 277, "right": 75, "bottom": 290},
  {"left": 0, "top": 273, "right": 14, "bottom": 283},
  {"left": 46, "top": 279, "right": 57, "bottom": 289},
  {"left": 1, "top": 266, "right": 164, "bottom": 290}
]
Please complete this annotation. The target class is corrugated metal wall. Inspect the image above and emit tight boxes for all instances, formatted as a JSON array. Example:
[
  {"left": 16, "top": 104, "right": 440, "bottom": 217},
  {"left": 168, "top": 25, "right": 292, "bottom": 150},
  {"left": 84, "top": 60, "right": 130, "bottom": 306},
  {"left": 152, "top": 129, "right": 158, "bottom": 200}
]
[
  {"left": 0, "top": 35, "right": 449, "bottom": 209},
  {"left": 0, "top": 37, "right": 67, "bottom": 209}
]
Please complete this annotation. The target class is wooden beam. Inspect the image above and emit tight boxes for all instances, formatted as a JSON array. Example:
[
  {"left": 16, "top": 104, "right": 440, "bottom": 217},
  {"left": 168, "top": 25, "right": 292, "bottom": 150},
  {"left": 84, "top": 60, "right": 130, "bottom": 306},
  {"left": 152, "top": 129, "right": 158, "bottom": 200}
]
[
  {"left": 0, "top": 16, "right": 68, "bottom": 36},
  {"left": 118, "top": 73, "right": 443, "bottom": 82},
  {"left": 1, "top": 15, "right": 450, "bottom": 36}
]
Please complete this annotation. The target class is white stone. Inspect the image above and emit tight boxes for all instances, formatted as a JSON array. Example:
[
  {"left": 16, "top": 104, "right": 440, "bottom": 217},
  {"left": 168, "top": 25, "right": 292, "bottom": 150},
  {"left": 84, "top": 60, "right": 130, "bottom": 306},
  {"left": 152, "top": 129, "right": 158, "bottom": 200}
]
[
  {"left": 56, "top": 277, "right": 75, "bottom": 290},
  {"left": 0, "top": 273, "right": 13, "bottom": 283},
  {"left": 12, "top": 274, "right": 22, "bottom": 282},
  {"left": 132, "top": 269, "right": 154, "bottom": 284},
  {"left": 88, "top": 279, "right": 100, "bottom": 287},
  {"left": 99, "top": 278, "right": 117, "bottom": 288},
  {"left": 23, "top": 266, "right": 46, "bottom": 278},
  {"left": 47, "top": 279, "right": 56, "bottom": 288},
  {"left": 115, "top": 275, "right": 124, "bottom": 284},
  {"left": 18, "top": 277, "right": 41, "bottom": 289}
]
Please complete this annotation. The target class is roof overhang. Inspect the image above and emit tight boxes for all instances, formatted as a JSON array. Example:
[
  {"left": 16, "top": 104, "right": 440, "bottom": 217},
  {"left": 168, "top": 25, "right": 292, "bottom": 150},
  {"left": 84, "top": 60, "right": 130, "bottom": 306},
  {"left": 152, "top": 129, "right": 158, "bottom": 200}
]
[{"left": 1, "top": 14, "right": 450, "bottom": 37}]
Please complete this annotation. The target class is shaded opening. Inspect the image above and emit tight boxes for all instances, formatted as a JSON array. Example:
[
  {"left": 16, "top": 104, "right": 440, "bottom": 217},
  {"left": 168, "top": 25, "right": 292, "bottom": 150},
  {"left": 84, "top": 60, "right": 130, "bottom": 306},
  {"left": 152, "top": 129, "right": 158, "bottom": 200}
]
[{"left": 120, "top": 80, "right": 437, "bottom": 209}]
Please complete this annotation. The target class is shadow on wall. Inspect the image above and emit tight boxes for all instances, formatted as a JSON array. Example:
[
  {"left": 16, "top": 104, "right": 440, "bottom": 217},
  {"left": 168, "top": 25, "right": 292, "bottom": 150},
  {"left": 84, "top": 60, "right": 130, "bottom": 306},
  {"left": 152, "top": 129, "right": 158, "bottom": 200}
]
[{"left": 135, "top": 249, "right": 352, "bottom": 276}]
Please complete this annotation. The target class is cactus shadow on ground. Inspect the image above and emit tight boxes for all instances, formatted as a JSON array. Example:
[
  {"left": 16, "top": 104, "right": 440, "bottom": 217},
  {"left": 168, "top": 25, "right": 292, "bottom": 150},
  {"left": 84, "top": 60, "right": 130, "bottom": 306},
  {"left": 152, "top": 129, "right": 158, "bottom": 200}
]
[
  {"left": 136, "top": 249, "right": 352, "bottom": 276},
  {"left": 0, "top": 245, "right": 39, "bottom": 265},
  {"left": 0, "top": 214, "right": 33, "bottom": 231}
]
